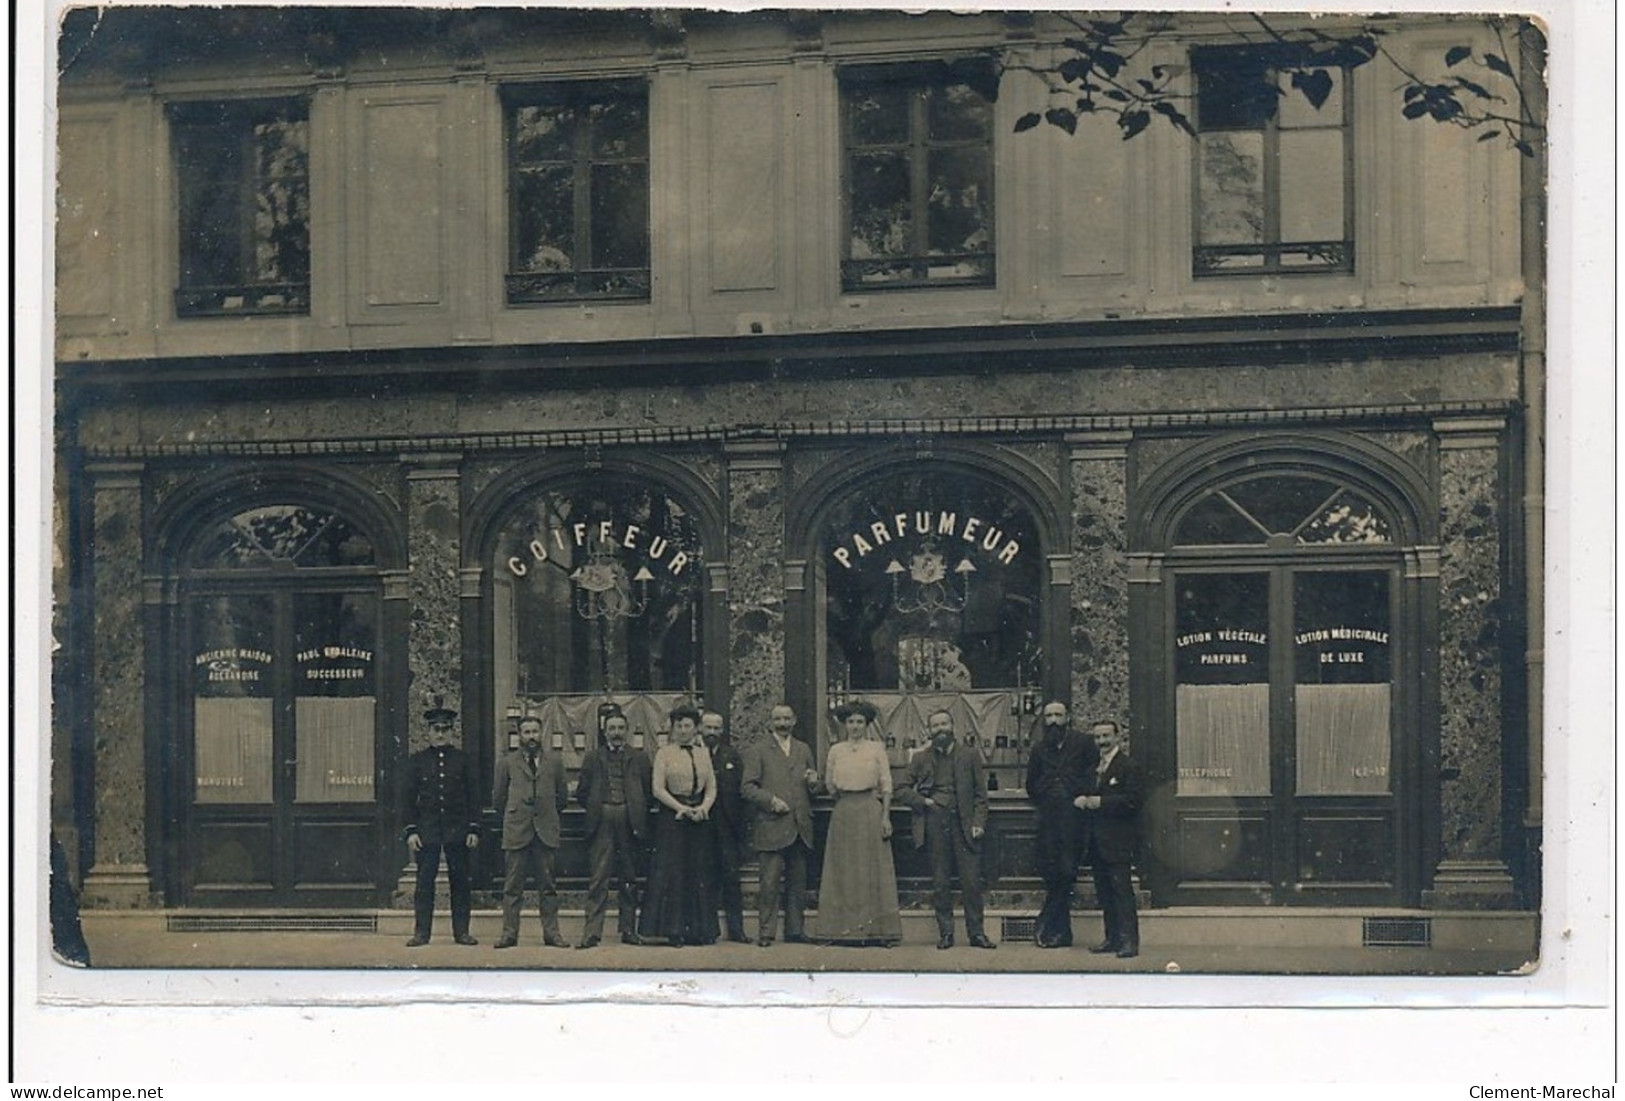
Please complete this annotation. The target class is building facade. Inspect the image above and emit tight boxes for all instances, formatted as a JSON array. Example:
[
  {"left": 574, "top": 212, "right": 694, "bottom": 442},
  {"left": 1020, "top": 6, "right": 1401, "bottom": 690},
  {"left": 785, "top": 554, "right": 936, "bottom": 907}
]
[{"left": 54, "top": 9, "right": 1539, "bottom": 923}]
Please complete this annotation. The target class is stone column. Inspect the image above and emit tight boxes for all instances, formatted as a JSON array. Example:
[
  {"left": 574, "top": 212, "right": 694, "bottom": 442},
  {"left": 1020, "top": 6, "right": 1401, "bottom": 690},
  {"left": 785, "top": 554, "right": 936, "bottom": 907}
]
[
  {"left": 404, "top": 454, "right": 463, "bottom": 755},
  {"left": 81, "top": 461, "right": 154, "bottom": 907},
  {"left": 725, "top": 440, "right": 786, "bottom": 744},
  {"left": 1426, "top": 416, "right": 1516, "bottom": 907},
  {"left": 1066, "top": 431, "right": 1132, "bottom": 729}
]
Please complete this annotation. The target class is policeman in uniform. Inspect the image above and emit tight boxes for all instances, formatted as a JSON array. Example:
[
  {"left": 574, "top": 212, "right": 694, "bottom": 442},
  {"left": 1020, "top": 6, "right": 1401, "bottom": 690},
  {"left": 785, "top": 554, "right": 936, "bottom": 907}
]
[{"left": 400, "top": 697, "right": 482, "bottom": 947}]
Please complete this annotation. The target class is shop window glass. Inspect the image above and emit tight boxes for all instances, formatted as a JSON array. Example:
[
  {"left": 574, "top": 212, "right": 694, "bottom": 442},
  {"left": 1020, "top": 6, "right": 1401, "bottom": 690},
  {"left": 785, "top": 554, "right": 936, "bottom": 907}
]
[
  {"left": 192, "top": 594, "right": 276, "bottom": 803},
  {"left": 1174, "top": 475, "right": 1392, "bottom": 547},
  {"left": 170, "top": 97, "right": 310, "bottom": 317},
  {"left": 293, "top": 592, "right": 377, "bottom": 803},
  {"left": 1174, "top": 573, "right": 1271, "bottom": 796},
  {"left": 1293, "top": 571, "right": 1391, "bottom": 794},
  {"left": 506, "top": 82, "right": 650, "bottom": 303},
  {"left": 190, "top": 505, "right": 375, "bottom": 569},
  {"left": 841, "top": 65, "right": 994, "bottom": 290}
]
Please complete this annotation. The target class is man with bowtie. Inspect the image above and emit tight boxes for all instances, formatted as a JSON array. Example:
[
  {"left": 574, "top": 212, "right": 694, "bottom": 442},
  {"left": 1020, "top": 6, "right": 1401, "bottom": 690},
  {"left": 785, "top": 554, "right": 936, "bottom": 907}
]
[
  {"left": 1074, "top": 720, "right": 1143, "bottom": 958},
  {"left": 493, "top": 714, "right": 571, "bottom": 949},
  {"left": 400, "top": 699, "right": 481, "bottom": 947}
]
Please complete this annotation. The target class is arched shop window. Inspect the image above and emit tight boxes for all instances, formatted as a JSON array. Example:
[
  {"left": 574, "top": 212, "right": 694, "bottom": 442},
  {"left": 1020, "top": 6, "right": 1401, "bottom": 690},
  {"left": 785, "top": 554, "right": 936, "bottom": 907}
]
[
  {"left": 820, "top": 469, "right": 1043, "bottom": 785},
  {"left": 491, "top": 480, "right": 704, "bottom": 762}
]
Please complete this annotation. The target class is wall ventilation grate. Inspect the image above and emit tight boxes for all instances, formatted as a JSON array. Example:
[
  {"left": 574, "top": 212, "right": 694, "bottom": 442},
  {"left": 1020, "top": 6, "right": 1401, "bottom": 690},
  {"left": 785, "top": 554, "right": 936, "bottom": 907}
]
[
  {"left": 1000, "top": 916, "right": 1038, "bottom": 943},
  {"left": 1362, "top": 917, "right": 1431, "bottom": 948},
  {"left": 168, "top": 914, "right": 379, "bottom": 934}
]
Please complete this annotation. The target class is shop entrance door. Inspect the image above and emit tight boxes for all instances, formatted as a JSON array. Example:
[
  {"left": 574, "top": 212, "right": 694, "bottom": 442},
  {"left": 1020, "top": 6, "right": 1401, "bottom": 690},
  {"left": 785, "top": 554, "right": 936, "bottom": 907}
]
[
  {"left": 1160, "top": 565, "right": 1403, "bottom": 905},
  {"left": 183, "top": 586, "right": 386, "bottom": 906}
]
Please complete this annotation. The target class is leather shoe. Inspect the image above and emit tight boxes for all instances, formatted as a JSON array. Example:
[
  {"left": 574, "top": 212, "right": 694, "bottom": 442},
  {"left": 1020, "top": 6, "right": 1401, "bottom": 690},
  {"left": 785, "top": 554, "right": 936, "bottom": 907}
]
[
  {"left": 1036, "top": 936, "right": 1072, "bottom": 949},
  {"left": 756, "top": 936, "right": 774, "bottom": 947},
  {"left": 1089, "top": 941, "right": 1121, "bottom": 954},
  {"left": 968, "top": 934, "right": 997, "bottom": 950},
  {"left": 1115, "top": 945, "right": 1139, "bottom": 959},
  {"left": 727, "top": 930, "right": 752, "bottom": 944},
  {"left": 454, "top": 934, "right": 479, "bottom": 946},
  {"left": 405, "top": 935, "right": 429, "bottom": 948},
  {"left": 783, "top": 932, "right": 809, "bottom": 944},
  {"left": 937, "top": 934, "right": 954, "bottom": 950},
  {"left": 493, "top": 936, "right": 518, "bottom": 950},
  {"left": 543, "top": 935, "right": 569, "bottom": 948},
  {"left": 620, "top": 932, "right": 644, "bottom": 946},
  {"left": 575, "top": 936, "right": 601, "bottom": 950}
]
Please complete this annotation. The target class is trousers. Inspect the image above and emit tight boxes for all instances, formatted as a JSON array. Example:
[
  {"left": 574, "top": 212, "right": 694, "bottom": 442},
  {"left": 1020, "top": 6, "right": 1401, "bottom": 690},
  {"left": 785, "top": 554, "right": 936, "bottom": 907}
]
[
  {"left": 922, "top": 804, "right": 985, "bottom": 938},
  {"left": 755, "top": 841, "right": 810, "bottom": 941},
  {"left": 500, "top": 837, "right": 561, "bottom": 941},
  {"left": 412, "top": 839, "right": 473, "bottom": 941},
  {"left": 583, "top": 803, "right": 641, "bottom": 940}
]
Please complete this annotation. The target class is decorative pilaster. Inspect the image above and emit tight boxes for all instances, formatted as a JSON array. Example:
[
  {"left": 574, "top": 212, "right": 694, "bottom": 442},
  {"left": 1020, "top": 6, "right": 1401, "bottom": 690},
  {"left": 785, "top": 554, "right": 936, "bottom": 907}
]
[
  {"left": 81, "top": 461, "right": 154, "bottom": 907},
  {"left": 1426, "top": 416, "right": 1516, "bottom": 907},
  {"left": 1066, "top": 431, "right": 1132, "bottom": 729},
  {"left": 725, "top": 440, "right": 786, "bottom": 738},
  {"left": 405, "top": 454, "right": 463, "bottom": 754}
]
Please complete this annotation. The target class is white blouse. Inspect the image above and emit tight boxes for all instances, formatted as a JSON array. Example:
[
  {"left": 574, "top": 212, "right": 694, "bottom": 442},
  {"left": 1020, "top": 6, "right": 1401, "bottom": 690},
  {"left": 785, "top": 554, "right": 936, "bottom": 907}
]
[
  {"left": 651, "top": 740, "right": 716, "bottom": 813},
  {"left": 824, "top": 738, "right": 892, "bottom": 796}
]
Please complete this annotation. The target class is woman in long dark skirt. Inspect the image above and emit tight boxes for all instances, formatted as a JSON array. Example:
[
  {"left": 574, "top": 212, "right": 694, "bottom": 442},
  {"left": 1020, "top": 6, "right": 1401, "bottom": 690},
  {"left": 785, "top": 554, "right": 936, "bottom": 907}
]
[{"left": 638, "top": 704, "right": 719, "bottom": 947}]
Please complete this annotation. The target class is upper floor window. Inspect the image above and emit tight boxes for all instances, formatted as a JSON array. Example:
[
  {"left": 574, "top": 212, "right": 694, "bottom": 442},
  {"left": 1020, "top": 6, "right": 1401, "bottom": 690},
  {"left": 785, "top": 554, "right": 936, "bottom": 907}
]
[
  {"left": 840, "top": 63, "right": 995, "bottom": 291},
  {"left": 170, "top": 98, "right": 310, "bottom": 317},
  {"left": 1193, "top": 47, "right": 1353, "bottom": 276},
  {"left": 504, "top": 81, "right": 650, "bottom": 304}
]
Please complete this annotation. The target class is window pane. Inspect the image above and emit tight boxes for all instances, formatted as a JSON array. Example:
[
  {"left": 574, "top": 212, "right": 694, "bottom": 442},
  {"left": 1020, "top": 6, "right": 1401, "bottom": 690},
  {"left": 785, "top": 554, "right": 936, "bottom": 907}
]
[
  {"left": 1294, "top": 572, "right": 1391, "bottom": 794},
  {"left": 1297, "top": 489, "right": 1392, "bottom": 545},
  {"left": 1197, "top": 132, "right": 1265, "bottom": 246},
  {"left": 514, "top": 104, "right": 574, "bottom": 162},
  {"left": 590, "top": 97, "right": 647, "bottom": 159},
  {"left": 1197, "top": 52, "right": 1276, "bottom": 130},
  {"left": 175, "top": 126, "right": 245, "bottom": 288},
  {"left": 925, "top": 147, "right": 991, "bottom": 257},
  {"left": 514, "top": 165, "right": 576, "bottom": 272},
  {"left": 849, "top": 151, "right": 911, "bottom": 258},
  {"left": 847, "top": 85, "right": 910, "bottom": 145},
  {"left": 927, "top": 82, "right": 991, "bottom": 141},
  {"left": 1279, "top": 129, "right": 1346, "bottom": 242},
  {"left": 1223, "top": 475, "right": 1338, "bottom": 537},
  {"left": 1175, "top": 573, "right": 1271, "bottom": 796},
  {"left": 250, "top": 118, "right": 309, "bottom": 285},
  {"left": 189, "top": 505, "right": 373, "bottom": 569},
  {"left": 1278, "top": 66, "right": 1343, "bottom": 129},
  {"left": 590, "top": 162, "right": 650, "bottom": 269},
  {"left": 192, "top": 594, "right": 276, "bottom": 804},
  {"left": 295, "top": 698, "right": 376, "bottom": 803},
  {"left": 1175, "top": 493, "right": 1268, "bottom": 546}
]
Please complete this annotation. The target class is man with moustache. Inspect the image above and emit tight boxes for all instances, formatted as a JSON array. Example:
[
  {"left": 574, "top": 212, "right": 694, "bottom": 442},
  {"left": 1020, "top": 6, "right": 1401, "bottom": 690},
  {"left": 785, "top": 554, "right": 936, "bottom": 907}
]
[
  {"left": 492, "top": 715, "right": 571, "bottom": 949},
  {"left": 1024, "top": 699, "right": 1099, "bottom": 949},
  {"left": 701, "top": 709, "right": 752, "bottom": 943},
  {"left": 740, "top": 704, "right": 821, "bottom": 946},
  {"left": 399, "top": 698, "right": 481, "bottom": 947},
  {"left": 896, "top": 708, "right": 995, "bottom": 950},
  {"left": 575, "top": 704, "right": 653, "bottom": 948},
  {"left": 1074, "top": 720, "right": 1143, "bottom": 958}
]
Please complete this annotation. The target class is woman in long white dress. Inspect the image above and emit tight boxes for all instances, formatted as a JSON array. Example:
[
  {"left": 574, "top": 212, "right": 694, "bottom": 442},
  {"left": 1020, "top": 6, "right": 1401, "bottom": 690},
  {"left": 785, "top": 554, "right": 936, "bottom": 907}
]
[{"left": 812, "top": 700, "right": 902, "bottom": 946}]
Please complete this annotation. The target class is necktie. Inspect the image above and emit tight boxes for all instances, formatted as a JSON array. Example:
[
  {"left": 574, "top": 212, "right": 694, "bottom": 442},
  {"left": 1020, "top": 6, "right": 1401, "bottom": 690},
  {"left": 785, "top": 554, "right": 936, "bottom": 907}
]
[{"left": 683, "top": 745, "right": 697, "bottom": 792}]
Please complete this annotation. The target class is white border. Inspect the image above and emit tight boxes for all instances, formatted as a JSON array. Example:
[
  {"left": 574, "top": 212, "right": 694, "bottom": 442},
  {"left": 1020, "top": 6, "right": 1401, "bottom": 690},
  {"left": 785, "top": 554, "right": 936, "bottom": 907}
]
[{"left": 12, "top": 0, "right": 1616, "bottom": 1084}]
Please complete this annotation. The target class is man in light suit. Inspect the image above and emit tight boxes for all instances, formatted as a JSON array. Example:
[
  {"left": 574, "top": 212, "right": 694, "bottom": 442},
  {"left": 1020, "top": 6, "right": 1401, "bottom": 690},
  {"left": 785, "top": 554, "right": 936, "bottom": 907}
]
[
  {"left": 896, "top": 709, "right": 995, "bottom": 950},
  {"left": 740, "top": 703, "right": 820, "bottom": 947},
  {"left": 492, "top": 715, "right": 570, "bottom": 949},
  {"left": 1075, "top": 720, "right": 1144, "bottom": 958},
  {"left": 575, "top": 704, "right": 653, "bottom": 948}
]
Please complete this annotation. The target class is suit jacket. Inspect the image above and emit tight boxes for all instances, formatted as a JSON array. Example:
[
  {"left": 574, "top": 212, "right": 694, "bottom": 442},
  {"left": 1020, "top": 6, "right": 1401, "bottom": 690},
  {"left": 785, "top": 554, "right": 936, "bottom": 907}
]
[
  {"left": 1025, "top": 728, "right": 1100, "bottom": 860},
  {"left": 400, "top": 745, "right": 481, "bottom": 845},
  {"left": 493, "top": 748, "right": 570, "bottom": 850},
  {"left": 709, "top": 739, "right": 748, "bottom": 844},
  {"left": 896, "top": 743, "right": 988, "bottom": 849},
  {"left": 740, "top": 734, "right": 817, "bottom": 852},
  {"left": 576, "top": 742, "right": 653, "bottom": 842},
  {"left": 1087, "top": 750, "right": 1144, "bottom": 865}
]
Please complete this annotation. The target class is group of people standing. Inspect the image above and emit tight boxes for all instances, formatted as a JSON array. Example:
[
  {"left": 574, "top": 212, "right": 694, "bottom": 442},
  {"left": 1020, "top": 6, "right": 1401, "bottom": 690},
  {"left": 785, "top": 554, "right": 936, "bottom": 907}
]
[{"left": 400, "top": 695, "right": 1139, "bottom": 957}]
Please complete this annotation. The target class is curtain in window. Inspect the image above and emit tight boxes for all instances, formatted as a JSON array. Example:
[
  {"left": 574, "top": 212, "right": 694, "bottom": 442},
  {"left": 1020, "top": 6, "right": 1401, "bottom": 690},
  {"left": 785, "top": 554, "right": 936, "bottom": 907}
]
[
  {"left": 531, "top": 691, "right": 691, "bottom": 754},
  {"left": 1176, "top": 683, "right": 1271, "bottom": 796},
  {"left": 194, "top": 697, "right": 274, "bottom": 803},
  {"left": 820, "top": 690, "right": 1016, "bottom": 763},
  {"left": 294, "top": 697, "right": 376, "bottom": 803},
  {"left": 1294, "top": 683, "right": 1390, "bottom": 795}
]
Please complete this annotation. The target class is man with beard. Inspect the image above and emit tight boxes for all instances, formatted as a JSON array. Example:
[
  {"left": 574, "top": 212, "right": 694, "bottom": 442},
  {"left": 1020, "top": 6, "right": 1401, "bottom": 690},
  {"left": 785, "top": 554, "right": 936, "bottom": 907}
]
[
  {"left": 896, "top": 708, "right": 995, "bottom": 950},
  {"left": 701, "top": 709, "right": 751, "bottom": 943},
  {"left": 492, "top": 715, "right": 570, "bottom": 949},
  {"left": 1024, "top": 699, "right": 1098, "bottom": 949},
  {"left": 399, "top": 698, "right": 482, "bottom": 947},
  {"left": 575, "top": 704, "right": 653, "bottom": 948}
]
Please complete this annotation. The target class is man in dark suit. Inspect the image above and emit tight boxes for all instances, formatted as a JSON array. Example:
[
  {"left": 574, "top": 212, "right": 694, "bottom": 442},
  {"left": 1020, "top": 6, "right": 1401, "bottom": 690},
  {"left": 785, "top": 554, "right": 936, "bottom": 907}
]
[
  {"left": 399, "top": 699, "right": 481, "bottom": 947},
  {"left": 740, "top": 703, "right": 820, "bottom": 946},
  {"left": 1024, "top": 699, "right": 1099, "bottom": 948},
  {"left": 575, "top": 704, "right": 652, "bottom": 948},
  {"left": 702, "top": 709, "right": 751, "bottom": 943},
  {"left": 896, "top": 709, "right": 995, "bottom": 950},
  {"left": 1076, "top": 720, "right": 1143, "bottom": 958},
  {"left": 492, "top": 715, "right": 570, "bottom": 949}
]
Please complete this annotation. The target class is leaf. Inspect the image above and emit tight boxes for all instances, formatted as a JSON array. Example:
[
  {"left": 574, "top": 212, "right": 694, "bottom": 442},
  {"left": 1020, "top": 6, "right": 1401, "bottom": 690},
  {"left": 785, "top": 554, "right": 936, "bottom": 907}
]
[
  {"left": 1137, "top": 78, "right": 1157, "bottom": 94},
  {"left": 1452, "top": 76, "right": 1496, "bottom": 101},
  {"left": 1290, "top": 68, "right": 1335, "bottom": 110},
  {"left": 1484, "top": 53, "right": 1514, "bottom": 77},
  {"left": 1402, "top": 100, "right": 1430, "bottom": 120},
  {"left": 1477, "top": 130, "right": 1500, "bottom": 142},
  {"left": 1094, "top": 50, "right": 1126, "bottom": 78},
  {"left": 1118, "top": 109, "right": 1150, "bottom": 141},
  {"left": 1103, "top": 89, "right": 1130, "bottom": 103},
  {"left": 1058, "top": 57, "right": 1089, "bottom": 85},
  {"left": 1513, "top": 140, "right": 1536, "bottom": 158},
  {"left": 1403, "top": 84, "right": 1425, "bottom": 101},
  {"left": 1014, "top": 112, "right": 1042, "bottom": 133},
  {"left": 1151, "top": 100, "right": 1196, "bottom": 135},
  {"left": 1044, "top": 107, "right": 1077, "bottom": 135},
  {"left": 1444, "top": 45, "right": 1473, "bottom": 67}
]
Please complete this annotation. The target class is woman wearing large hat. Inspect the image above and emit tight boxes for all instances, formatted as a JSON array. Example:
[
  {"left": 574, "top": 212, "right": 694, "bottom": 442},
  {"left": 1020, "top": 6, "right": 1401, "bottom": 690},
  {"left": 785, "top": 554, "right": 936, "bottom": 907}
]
[{"left": 812, "top": 699, "right": 902, "bottom": 946}]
